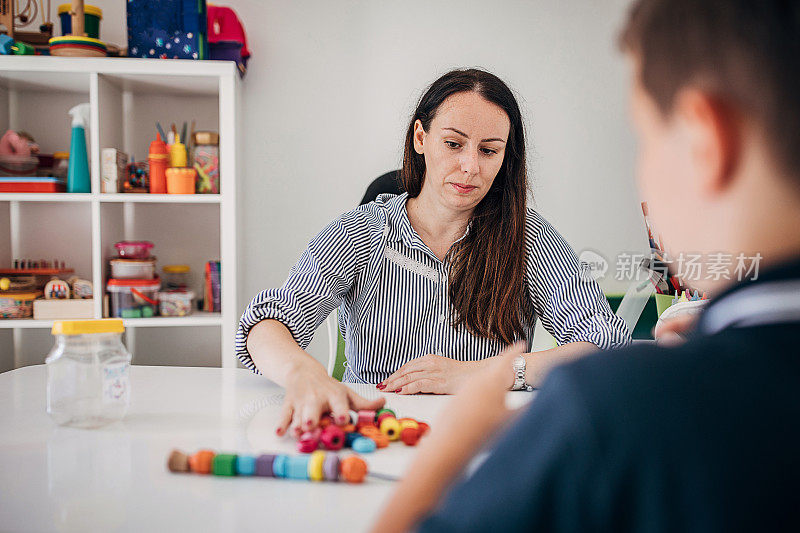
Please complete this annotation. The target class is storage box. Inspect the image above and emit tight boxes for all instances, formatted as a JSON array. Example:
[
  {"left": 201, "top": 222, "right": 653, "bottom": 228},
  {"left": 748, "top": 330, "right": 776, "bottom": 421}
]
[
  {"left": 110, "top": 258, "right": 156, "bottom": 279},
  {"left": 33, "top": 299, "right": 95, "bottom": 319},
  {"left": 0, "top": 177, "right": 66, "bottom": 193},
  {"left": 107, "top": 278, "right": 160, "bottom": 318},
  {"left": 0, "top": 291, "right": 40, "bottom": 319},
  {"left": 158, "top": 290, "right": 194, "bottom": 316}
]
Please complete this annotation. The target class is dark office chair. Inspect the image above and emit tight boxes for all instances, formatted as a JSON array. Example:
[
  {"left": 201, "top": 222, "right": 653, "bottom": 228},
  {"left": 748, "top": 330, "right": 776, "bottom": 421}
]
[{"left": 359, "top": 170, "right": 403, "bottom": 205}]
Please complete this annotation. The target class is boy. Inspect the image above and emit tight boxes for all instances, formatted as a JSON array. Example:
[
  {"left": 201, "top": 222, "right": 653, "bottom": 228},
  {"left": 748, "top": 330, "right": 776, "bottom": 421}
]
[{"left": 376, "top": 0, "right": 800, "bottom": 531}]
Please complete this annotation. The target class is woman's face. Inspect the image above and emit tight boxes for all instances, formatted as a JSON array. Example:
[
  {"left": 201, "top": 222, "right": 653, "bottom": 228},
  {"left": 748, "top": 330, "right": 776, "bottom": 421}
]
[{"left": 414, "top": 91, "right": 511, "bottom": 212}]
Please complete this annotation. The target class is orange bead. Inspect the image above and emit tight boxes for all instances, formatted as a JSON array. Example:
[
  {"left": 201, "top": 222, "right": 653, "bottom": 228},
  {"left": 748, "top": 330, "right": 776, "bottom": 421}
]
[
  {"left": 371, "top": 433, "right": 390, "bottom": 448},
  {"left": 359, "top": 425, "right": 380, "bottom": 436},
  {"left": 319, "top": 415, "right": 332, "bottom": 429},
  {"left": 343, "top": 424, "right": 356, "bottom": 433},
  {"left": 188, "top": 450, "right": 215, "bottom": 474},
  {"left": 340, "top": 455, "right": 368, "bottom": 483}
]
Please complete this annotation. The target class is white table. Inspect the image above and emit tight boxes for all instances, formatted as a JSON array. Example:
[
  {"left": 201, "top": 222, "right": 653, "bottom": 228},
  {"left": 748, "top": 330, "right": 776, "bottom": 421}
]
[{"left": 0, "top": 365, "right": 534, "bottom": 532}]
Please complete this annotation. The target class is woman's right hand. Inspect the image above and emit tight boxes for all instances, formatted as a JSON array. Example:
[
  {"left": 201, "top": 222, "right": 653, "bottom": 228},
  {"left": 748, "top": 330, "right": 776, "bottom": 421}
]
[{"left": 277, "top": 362, "right": 385, "bottom": 437}]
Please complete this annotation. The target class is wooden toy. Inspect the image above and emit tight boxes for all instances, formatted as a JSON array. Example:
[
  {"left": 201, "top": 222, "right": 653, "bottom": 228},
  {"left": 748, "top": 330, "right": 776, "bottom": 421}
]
[
  {"left": 255, "top": 454, "right": 277, "bottom": 477},
  {"left": 401, "top": 427, "right": 421, "bottom": 446},
  {"left": 340, "top": 456, "right": 367, "bottom": 483},
  {"left": 308, "top": 451, "right": 325, "bottom": 481},
  {"left": 236, "top": 455, "right": 256, "bottom": 476},
  {"left": 167, "top": 449, "right": 190, "bottom": 472},
  {"left": 188, "top": 450, "right": 214, "bottom": 474},
  {"left": 212, "top": 454, "right": 237, "bottom": 476},
  {"left": 352, "top": 437, "right": 377, "bottom": 454},
  {"left": 379, "top": 417, "right": 402, "bottom": 441}
]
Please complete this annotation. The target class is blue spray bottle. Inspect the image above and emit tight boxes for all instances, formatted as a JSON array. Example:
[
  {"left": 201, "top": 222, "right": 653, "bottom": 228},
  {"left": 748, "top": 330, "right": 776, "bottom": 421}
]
[{"left": 67, "top": 103, "right": 91, "bottom": 193}]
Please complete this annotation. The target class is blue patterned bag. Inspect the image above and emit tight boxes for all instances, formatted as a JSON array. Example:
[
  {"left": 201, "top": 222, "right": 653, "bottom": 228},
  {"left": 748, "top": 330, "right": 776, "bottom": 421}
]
[{"left": 127, "top": 0, "right": 208, "bottom": 59}]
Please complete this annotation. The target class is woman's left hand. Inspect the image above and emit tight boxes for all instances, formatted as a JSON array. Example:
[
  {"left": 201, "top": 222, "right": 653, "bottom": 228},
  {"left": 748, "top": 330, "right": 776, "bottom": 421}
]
[{"left": 378, "top": 354, "right": 487, "bottom": 395}]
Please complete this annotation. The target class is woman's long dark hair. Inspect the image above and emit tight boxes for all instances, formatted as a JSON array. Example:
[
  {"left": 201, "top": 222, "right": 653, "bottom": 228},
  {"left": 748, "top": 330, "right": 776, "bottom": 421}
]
[{"left": 401, "top": 68, "right": 533, "bottom": 344}]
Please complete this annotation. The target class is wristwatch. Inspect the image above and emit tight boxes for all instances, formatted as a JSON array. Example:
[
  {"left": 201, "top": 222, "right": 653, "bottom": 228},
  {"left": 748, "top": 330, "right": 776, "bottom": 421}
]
[{"left": 511, "top": 356, "right": 533, "bottom": 391}]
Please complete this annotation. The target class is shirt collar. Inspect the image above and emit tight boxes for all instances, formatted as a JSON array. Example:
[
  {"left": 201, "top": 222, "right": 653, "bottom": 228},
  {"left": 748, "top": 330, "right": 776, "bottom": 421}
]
[
  {"left": 696, "top": 254, "right": 800, "bottom": 333},
  {"left": 378, "top": 192, "right": 472, "bottom": 253}
]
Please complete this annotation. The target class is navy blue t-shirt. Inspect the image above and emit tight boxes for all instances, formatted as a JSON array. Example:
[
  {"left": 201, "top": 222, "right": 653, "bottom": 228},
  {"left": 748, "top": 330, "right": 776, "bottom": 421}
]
[{"left": 419, "top": 259, "right": 800, "bottom": 532}]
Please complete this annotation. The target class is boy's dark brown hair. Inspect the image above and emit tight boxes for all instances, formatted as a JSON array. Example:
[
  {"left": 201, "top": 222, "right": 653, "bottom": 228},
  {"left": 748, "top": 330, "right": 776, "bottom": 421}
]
[
  {"left": 401, "top": 68, "right": 533, "bottom": 344},
  {"left": 619, "top": 0, "right": 800, "bottom": 184}
]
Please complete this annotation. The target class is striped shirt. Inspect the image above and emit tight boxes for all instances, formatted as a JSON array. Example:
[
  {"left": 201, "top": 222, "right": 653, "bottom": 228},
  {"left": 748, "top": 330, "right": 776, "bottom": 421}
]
[{"left": 236, "top": 193, "right": 630, "bottom": 383}]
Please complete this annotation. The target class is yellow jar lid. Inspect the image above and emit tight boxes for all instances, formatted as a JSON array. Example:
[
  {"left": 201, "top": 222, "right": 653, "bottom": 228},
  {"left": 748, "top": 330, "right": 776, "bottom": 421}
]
[
  {"left": 53, "top": 151, "right": 69, "bottom": 159},
  {"left": 58, "top": 4, "right": 103, "bottom": 18},
  {"left": 163, "top": 265, "right": 190, "bottom": 274},
  {"left": 52, "top": 319, "right": 124, "bottom": 336}
]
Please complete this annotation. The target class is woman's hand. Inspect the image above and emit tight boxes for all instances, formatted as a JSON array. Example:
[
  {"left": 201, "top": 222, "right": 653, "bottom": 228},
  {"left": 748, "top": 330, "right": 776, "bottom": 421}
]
[
  {"left": 378, "top": 354, "right": 487, "bottom": 395},
  {"left": 371, "top": 342, "right": 526, "bottom": 533},
  {"left": 277, "top": 361, "right": 385, "bottom": 437}
]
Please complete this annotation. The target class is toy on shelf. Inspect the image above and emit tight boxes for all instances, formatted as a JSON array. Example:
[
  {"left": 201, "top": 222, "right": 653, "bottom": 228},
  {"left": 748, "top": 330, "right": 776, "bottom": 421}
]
[
  {"left": 123, "top": 159, "right": 149, "bottom": 193},
  {"left": 57, "top": 3, "right": 102, "bottom": 39},
  {"left": 167, "top": 449, "right": 376, "bottom": 484},
  {"left": 0, "top": 260, "right": 95, "bottom": 319},
  {"left": 0, "top": 0, "right": 55, "bottom": 51},
  {"left": 207, "top": 5, "right": 250, "bottom": 77},
  {"left": 49, "top": 1, "right": 106, "bottom": 57},
  {"left": 294, "top": 409, "right": 430, "bottom": 454}
]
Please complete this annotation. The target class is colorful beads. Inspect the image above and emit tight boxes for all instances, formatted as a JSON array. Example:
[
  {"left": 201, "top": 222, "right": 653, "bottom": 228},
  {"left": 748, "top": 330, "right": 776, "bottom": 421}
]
[
  {"left": 297, "top": 433, "right": 319, "bottom": 453},
  {"left": 255, "top": 454, "right": 276, "bottom": 477},
  {"left": 352, "top": 436, "right": 377, "bottom": 453},
  {"left": 345, "top": 432, "right": 361, "bottom": 448},
  {"left": 212, "top": 454, "right": 237, "bottom": 476},
  {"left": 417, "top": 422, "right": 430, "bottom": 436},
  {"left": 308, "top": 450, "right": 326, "bottom": 481},
  {"left": 236, "top": 455, "right": 257, "bottom": 476},
  {"left": 376, "top": 408, "right": 396, "bottom": 419},
  {"left": 398, "top": 418, "right": 419, "bottom": 430},
  {"left": 357, "top": 410, "right": 376, "bottom": 426},
  {"left": 340, "top": 455, "right": 368, "bottom": 483},
  {"left": 320, "top": 425, "right": 346, "bottom": 451},
  {"left": 188, "top": 450, "right": 214, "bottom": 474},
  {"left": 168, "top": 449, "right": 368, "bottom": 484}
]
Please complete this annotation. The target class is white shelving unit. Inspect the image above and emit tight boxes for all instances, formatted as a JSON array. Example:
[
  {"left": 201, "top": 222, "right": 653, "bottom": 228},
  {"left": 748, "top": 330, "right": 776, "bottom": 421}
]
[{"left": 0, "top": 57, "right": 241, "bottom": 369}]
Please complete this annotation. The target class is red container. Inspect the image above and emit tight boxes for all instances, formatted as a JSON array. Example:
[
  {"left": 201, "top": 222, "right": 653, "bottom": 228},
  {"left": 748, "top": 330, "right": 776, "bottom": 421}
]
[
  {"left": 0, "top": 177, "right": 66, "bottom": 192},
  {"left": 148, "top": 133, "right": 168, "bottom": 194}
]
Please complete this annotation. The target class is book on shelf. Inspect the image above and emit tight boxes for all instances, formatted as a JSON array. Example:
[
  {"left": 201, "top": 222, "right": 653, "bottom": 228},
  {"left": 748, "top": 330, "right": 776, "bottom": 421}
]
[{"left": 203, "top": 260, "right": 221, "bottom": 312}]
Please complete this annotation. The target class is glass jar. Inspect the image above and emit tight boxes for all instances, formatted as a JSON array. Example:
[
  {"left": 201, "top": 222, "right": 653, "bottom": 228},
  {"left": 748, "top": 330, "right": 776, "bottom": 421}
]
[
  {"left": 162, "top": 264, "right": 190, "bottom": 290},
  {"left": 46, "top": 319, "right": 132, "bottom": 429},
  {"left": 192, "top": 131, "right": 219, "bottom": 194}
]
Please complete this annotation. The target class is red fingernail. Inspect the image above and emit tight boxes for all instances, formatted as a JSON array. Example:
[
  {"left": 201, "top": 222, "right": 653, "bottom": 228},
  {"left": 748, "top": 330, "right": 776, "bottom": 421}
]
[
  {"left": 377, "top": 384, "right": 385, "bottom": 390},
  {"left": 276, "top": 428, "right": 282, "bottom": 435},
  {"left": 306, "top": 419, "right": 313, "bottom": 427}
]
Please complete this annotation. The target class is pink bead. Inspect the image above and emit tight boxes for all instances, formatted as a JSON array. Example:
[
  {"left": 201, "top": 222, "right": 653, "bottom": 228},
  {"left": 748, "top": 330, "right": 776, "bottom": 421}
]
[
  {"left": 297, "top": 439, "right": 318, "bottom": 453},
  {"left": 320, "top": 425, "right": 346, "bottom": 451},
  {"left": 357, "top": 410, "right": 376, "bottom": 426}
]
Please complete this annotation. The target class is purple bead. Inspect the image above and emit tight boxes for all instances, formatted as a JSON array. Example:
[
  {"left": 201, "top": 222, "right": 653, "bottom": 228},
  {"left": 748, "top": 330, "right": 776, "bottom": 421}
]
[
  {"left": 255, "top": 454, "right": 277, "bottom": 477},
  {"left": 322, "top": 454, "right": 341, "bottom": 481}
]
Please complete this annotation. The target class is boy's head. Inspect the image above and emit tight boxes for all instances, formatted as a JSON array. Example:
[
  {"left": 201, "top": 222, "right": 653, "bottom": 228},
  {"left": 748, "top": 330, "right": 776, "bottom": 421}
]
[{"left": 620, "top": 0, "right": 800, "bottom": 291}]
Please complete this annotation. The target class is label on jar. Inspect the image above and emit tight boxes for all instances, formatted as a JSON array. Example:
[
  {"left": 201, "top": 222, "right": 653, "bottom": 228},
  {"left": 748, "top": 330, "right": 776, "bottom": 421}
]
[{"left": 102, "top": 363, "right": 130, "bottom": 403}]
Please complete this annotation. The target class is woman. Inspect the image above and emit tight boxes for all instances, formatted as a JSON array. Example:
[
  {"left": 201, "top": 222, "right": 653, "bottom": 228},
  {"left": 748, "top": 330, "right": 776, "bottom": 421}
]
[{"left": 237, "top": 68, "right": 629, "bottom": 436}]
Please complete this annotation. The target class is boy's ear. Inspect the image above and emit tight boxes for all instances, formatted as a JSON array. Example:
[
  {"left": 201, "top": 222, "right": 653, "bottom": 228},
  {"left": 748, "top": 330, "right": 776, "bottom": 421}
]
[{"left": 674, "top": 88, "right": 741, "bottom": 196}]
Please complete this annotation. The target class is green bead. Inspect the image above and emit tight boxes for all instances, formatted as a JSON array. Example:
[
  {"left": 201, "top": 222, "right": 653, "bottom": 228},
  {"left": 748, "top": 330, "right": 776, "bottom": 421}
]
[
  {"left": 212, "top": 454, "right": 237, "bottom": 476},
  {"left": 376, "top": 408, "right": 395, "bottom": 418},
  {"left": 121, "top": 308, "right": 141, "bottom": 318},
  {"left": 141, "top": 305, "right": 154, "bottom": 318}
]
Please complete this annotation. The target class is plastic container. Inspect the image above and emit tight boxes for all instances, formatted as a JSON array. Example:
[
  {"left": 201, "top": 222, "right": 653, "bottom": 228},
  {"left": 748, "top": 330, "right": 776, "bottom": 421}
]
[
  {"left": 58, "top": 4, "right": 103, "bottom": 39},
  {"left": 52, "top": 151, "right": 69, "bottom": 181},
  {"left": 148, "top": 134, "right": 168, "bottom": 194},
  {"left": 46, "top": 319, "right": 131, "bottom": 429},
  {"left": 166, "top": 167, "right": 196, "bottom": 194},
  {"left": 158, "top": 290, "right": 195, "bottom": 316},
  {"left": 0, "top": 291, "right": 39, "bottom": 318},
  {"left": 107, "top": 278, "right": 160, "bottom": 318},
  {"left": 114, "top": 241, "right": 153, "bottom": 259},
  {"left": 162, "top": 264, "right": 190, "bottom": 290},
  {"left": 110, "top": 257, "right": 156, "bottom": 279},
  {"left": 193, "top": 131, "right": 220, "bottom": 194}
]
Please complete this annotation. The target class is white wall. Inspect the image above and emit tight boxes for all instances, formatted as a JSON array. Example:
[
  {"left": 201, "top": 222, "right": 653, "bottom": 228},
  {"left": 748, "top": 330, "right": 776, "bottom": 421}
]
[{"left": 29, "top": 0, "right": 648, "bottom": 364}]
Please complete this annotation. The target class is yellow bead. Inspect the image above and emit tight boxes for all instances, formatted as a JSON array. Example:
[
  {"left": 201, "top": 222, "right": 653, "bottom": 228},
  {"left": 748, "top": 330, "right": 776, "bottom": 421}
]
[
  {"left": 380, "top": 417, "right": 402, "bottom": 441},
  {"left": 308, "top": 450, "right": 326, "bottom": 481},
  {"left": 399, "top": 418, "right": 419, "bottom": 430}
]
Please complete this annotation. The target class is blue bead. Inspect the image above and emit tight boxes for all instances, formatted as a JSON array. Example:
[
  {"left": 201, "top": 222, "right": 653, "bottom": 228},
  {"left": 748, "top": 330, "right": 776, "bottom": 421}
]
[
  {"left": 352, "top": 437, "right": 377, "bottom": 453},
  {"left": 285, "top": 455, "right": 311, "bottom": 480},
  {"left": 345, "top": 432, "right": 360, "bottom": 448},
  {"left": 272, "top": 455, "right": 288, "bottom": 478},
  {"left": 236, "top": 455, "right": 257, "bottom": 476}
]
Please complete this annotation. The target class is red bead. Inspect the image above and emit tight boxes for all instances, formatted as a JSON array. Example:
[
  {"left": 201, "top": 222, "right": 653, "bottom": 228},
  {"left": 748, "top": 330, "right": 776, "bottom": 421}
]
[
  {"left": 417, "top": 422, "right": 430, "bottom": 436},
  {"left": 357, "top": 410, "right": 376, "bottom": 426},
  {"left": 376, "top": 412, "right": 395, "bottom": 425},
  {"left": 320, "top": 425, "right": 346, "bottom": 451},
  {"left": 401, "top": 427, "right": 420, "bottom": 446}
]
